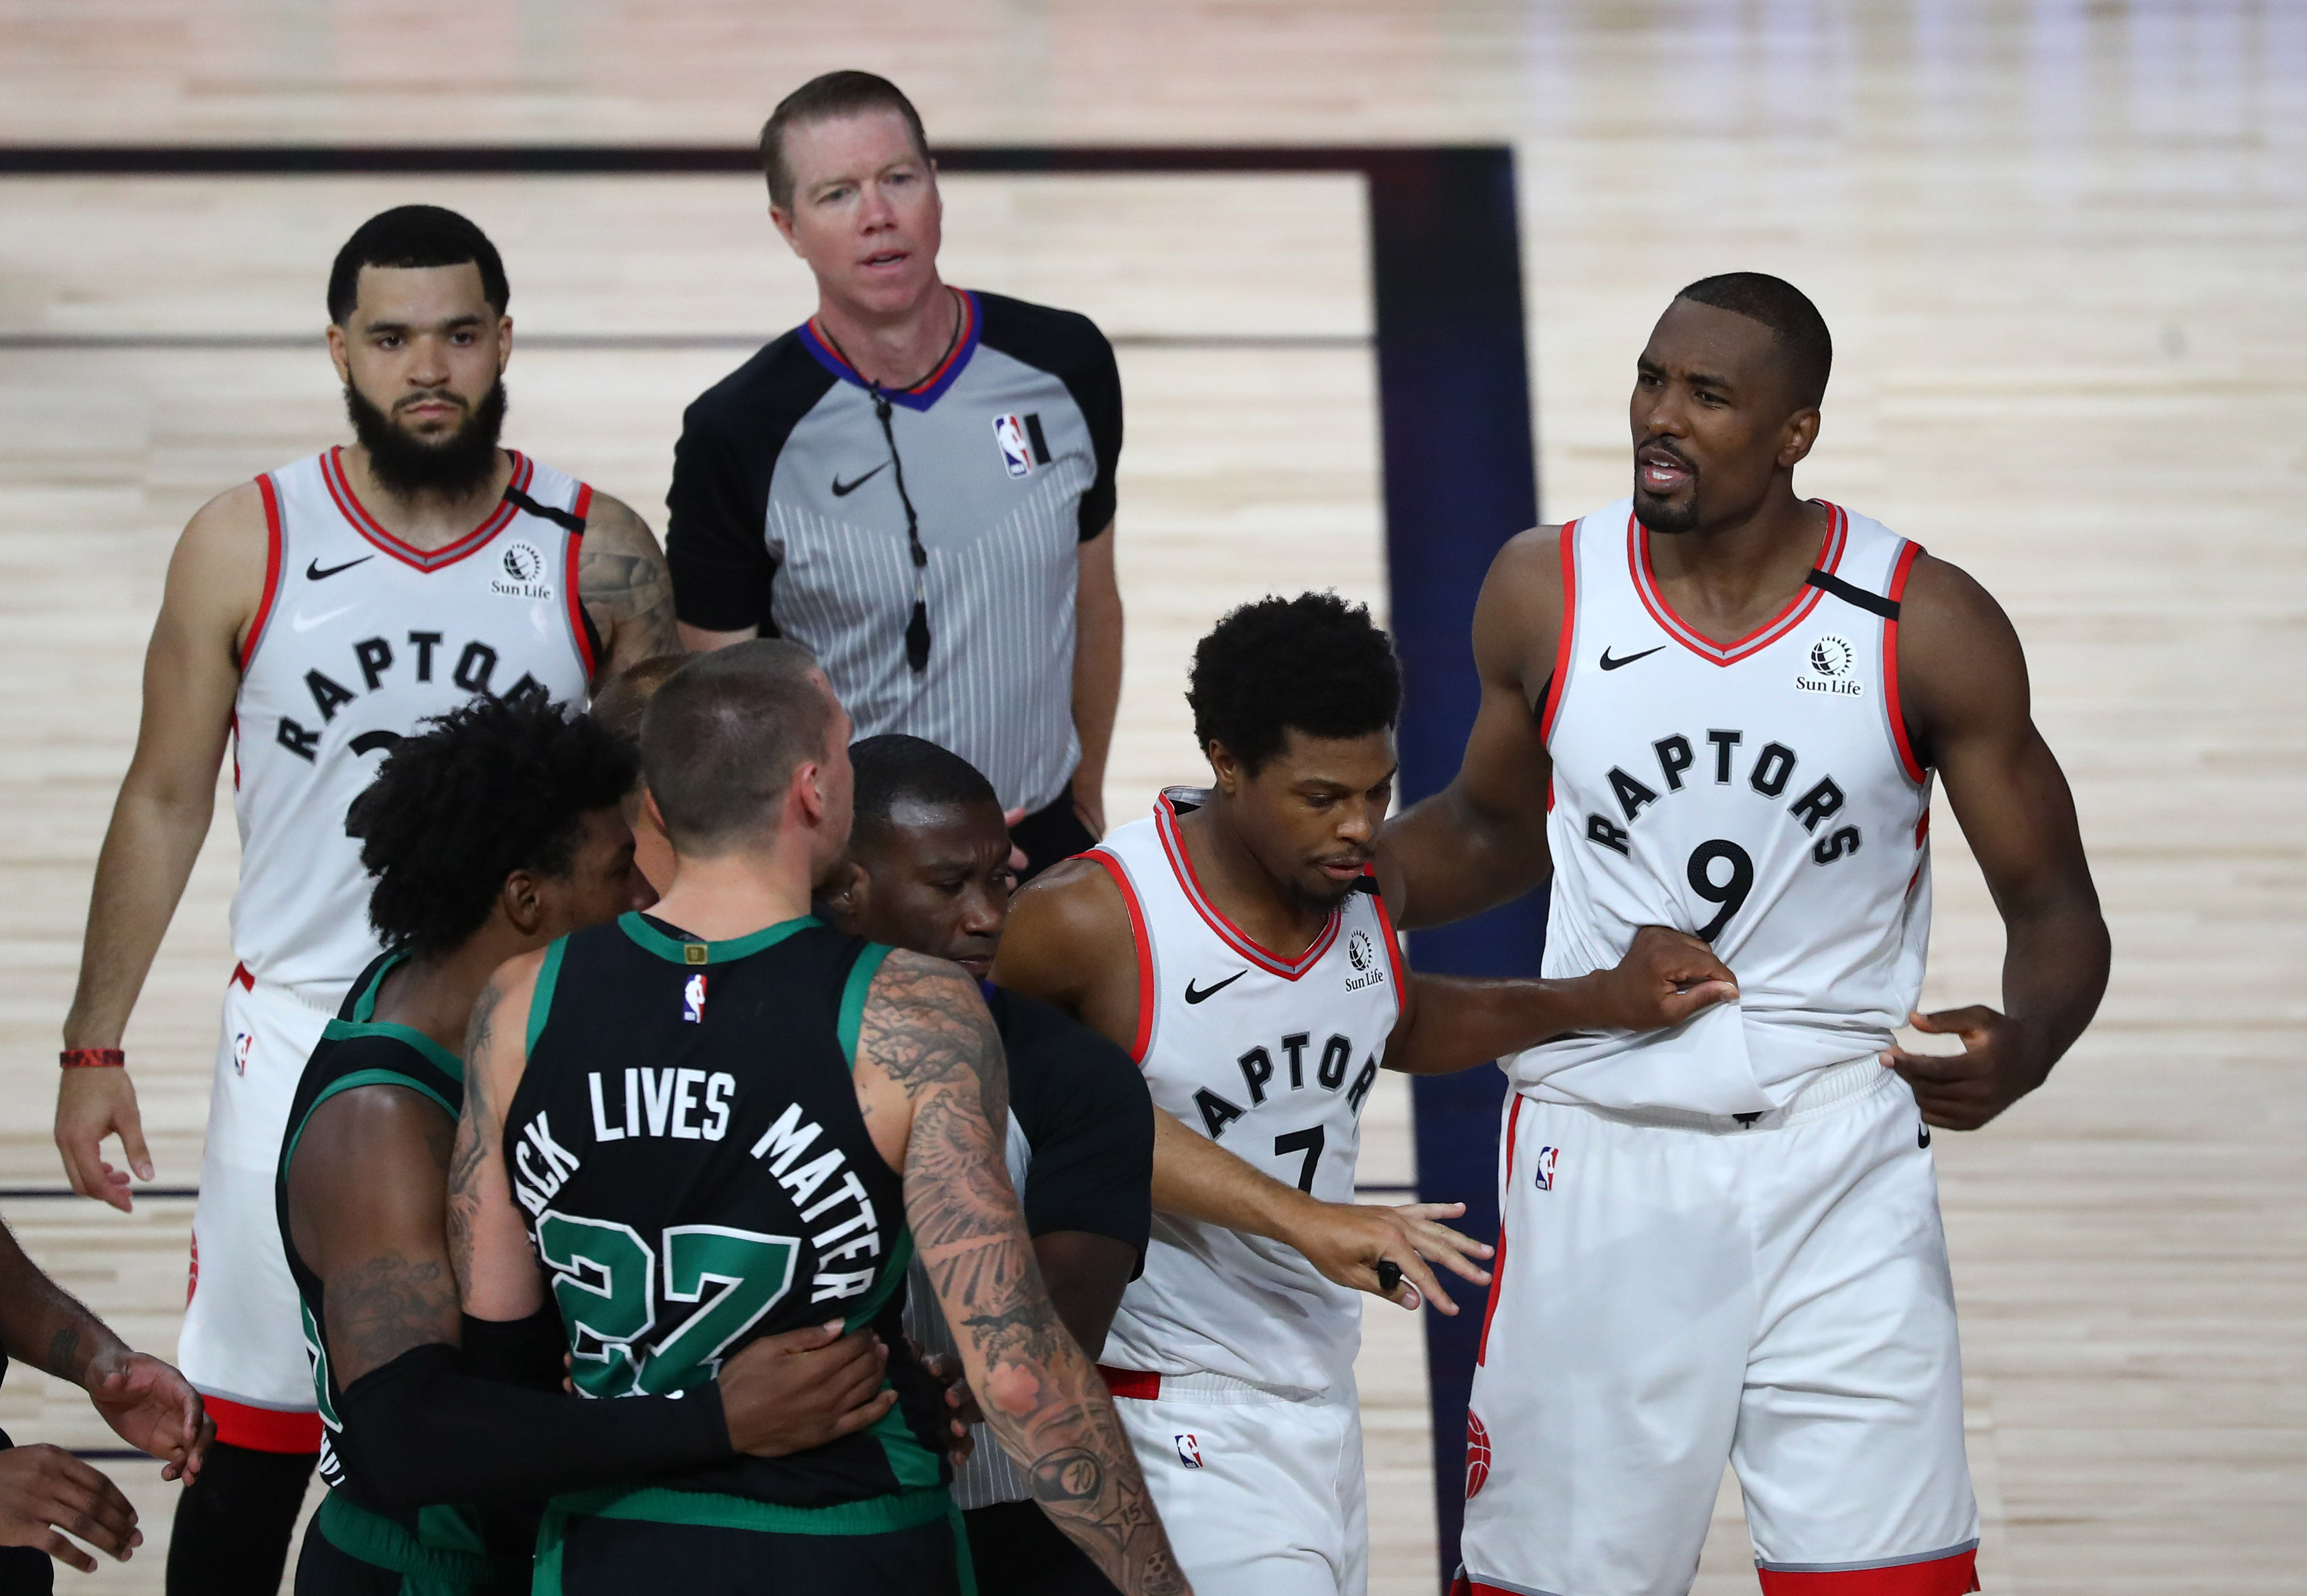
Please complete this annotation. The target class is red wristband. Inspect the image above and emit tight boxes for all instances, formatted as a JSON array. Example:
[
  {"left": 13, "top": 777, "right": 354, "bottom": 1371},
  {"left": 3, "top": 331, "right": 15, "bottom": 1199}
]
[{"left": 60, "top": 1049, "right": 125, "bottom": 1069}]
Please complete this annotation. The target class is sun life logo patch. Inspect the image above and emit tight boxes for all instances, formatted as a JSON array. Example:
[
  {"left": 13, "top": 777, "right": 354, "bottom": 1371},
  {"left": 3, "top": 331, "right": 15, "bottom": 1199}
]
[{"left": 1797, "top": 633, "right": 1864, "bottom": 697}]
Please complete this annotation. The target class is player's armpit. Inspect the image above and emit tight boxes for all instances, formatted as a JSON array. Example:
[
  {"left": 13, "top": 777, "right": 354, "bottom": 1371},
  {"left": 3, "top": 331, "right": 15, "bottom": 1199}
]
[
  {"left": 447, "top": 960, "right": 549, "bottom": 1320},
  {"left": 576, "top": 494, "right": 681, "bottom": 674},
  {"left": 1380, "top": 526, "right": 1563, "bottom": 930},
  {"left": 289, "top": 1083, "right": 465, "bottom": 1389},
  {"left": 864, "top": 952, "right": 1189, "bottom": 1596}
]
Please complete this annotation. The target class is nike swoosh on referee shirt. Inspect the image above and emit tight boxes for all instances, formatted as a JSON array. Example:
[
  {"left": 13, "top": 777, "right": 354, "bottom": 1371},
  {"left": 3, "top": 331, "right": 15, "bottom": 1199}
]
[
  {"left": 1599, "top": 645, "right": 1666, "bottom": 671},
  {"left": 831, "top": 462, "right": 890, "bottom": 497},
  {"left": 1184, "top": 971, "right": 1247, "bottom": 1004}
]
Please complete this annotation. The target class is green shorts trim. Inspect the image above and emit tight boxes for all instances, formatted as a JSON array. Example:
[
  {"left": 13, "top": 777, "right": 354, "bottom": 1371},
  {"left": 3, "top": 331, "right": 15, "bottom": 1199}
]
[
  {"left": 532, "top": 1485, "right": 967, "bottom": 1595},
  {"left": 313, "top": 1491, "right": 493, "bottom": 1593}
]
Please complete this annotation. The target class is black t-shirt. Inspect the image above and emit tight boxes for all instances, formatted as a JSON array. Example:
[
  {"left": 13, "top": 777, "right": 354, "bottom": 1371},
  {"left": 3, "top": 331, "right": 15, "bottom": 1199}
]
[{"left": 985, "top": 985, "right": 1152, "bottom": 1267}]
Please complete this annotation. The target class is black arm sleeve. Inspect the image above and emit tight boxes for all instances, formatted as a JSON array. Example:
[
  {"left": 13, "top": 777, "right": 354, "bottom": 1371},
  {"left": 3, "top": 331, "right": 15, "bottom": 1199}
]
[
  {"left": 996, "top": 991, "right": 1154, "bottom": 1263},
  {"left": 332, "top": 1342, "right": 729, "bottom": 1511},
  {"left": 459, "top": 1308, "right": 565, "bottom": 1393}
]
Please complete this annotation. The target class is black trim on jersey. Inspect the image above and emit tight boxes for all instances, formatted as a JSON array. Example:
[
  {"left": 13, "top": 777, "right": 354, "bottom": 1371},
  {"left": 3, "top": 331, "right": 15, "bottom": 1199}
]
[
  {"left": 975, "top": 293, "right": 1123, "bottom": 541},
  {"left": 503, "top": 484, "right": 587, "bottom": 537},
  {"left": 1805, "top": 566, "right": 1901, "bottom": 620}
]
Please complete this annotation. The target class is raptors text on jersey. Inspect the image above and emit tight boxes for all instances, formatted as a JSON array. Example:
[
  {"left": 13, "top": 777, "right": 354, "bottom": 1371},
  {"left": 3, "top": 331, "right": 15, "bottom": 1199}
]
[
  {"left": 1091, "top": 791, "right": 1405, "bottom": 1394},
  {"left": 1515, "top": 499, "right": 1933, "bottom": 1115},
  {"left": 231, "top": 448, "right": 596, "bottom": 1001}
]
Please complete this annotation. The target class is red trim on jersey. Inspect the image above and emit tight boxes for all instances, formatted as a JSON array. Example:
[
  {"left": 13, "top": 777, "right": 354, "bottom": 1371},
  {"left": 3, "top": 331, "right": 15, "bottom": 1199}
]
[
  {"left": 1881, "top": 539, "right": 1928, "bottom": 783},
  {"left": 1154, "top": 796, "right": 1340, "bottom": 979},
  {"left": 1538, "top": 520, "right": 1578, "bottom": 741},
  {"left": 320, "top": 446, "right": 531, "bottom": 572},
  {"left": 204, "top": 1397, "right": 321, "bottom": 1455},
  {"left": 1088, "top": 850, "right": 1156, "bottom": 1064},
  {"left": 230, "top": 962, "right": 255, "bottom": 991},
  {"left": 1475, "top": 1095, "right": 1520, "bottom": 1367},
  {"left": 1629, "top": 502, "right": 1848, "bottom": 667},
  {"left": 1756, "top": 1547, "right": 1979, "bottom": 1595},
  {"left": 1915, "top": 807, "right": 1931, "bottom": 849},
  {"left": 1364, "top": 866, "right": 1408, "bottom": 1019},
  {"left": 239, "top": 474, "right": 287, "bottom": 669},
  {"left": 562, "top": 495, "right": 596, "bottom": 681},
  {"left": 1097, "top": 1365, "right": 1161, "bottom": 1401}
]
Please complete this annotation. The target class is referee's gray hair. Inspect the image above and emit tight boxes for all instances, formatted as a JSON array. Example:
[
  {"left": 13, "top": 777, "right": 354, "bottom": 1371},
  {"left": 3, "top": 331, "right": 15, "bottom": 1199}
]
[
  {"left": 759, "top": 71, "right": 932, "bottom": 212},
  {"left": 640, "top": 640, "right": 836, "bottom": 853}
]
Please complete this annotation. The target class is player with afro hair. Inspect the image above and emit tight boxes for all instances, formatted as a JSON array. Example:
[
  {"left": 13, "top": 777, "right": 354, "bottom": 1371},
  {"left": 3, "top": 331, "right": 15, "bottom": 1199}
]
[
  {"left": 346, "top": 693, "right": 639, "bottom": 959},
  {"left": 1185, "top": 591, "right": 1402, "bottom": 772}
]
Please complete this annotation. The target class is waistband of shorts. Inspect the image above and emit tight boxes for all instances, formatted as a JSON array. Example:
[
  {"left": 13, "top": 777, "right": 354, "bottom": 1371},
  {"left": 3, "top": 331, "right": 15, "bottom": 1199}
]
[
  {"left": 314, "top": 1491, "right": 493, "bottom": 1585},
  {"left": 1553, "top": 1053, "right": 1895, "bottom": 1136},
  {"left": 1097, "top": 1364, "right": 1328, "bottom": 1405},
  {"left": 544, "top": 1482, "right": 952, "bottom": 1538}
]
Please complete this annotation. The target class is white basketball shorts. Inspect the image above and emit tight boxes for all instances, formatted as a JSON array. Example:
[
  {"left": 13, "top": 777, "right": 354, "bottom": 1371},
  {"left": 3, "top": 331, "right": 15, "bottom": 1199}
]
[
  {"left": 176, "top": 969, "right": 329, "bottom": 1452},
  {"left": 1102, "top": 1366, "right": 1367, "bottom": 1596},
  {"left": 1457, "top": 1057, "right": 1980, "bottom": 1596}
]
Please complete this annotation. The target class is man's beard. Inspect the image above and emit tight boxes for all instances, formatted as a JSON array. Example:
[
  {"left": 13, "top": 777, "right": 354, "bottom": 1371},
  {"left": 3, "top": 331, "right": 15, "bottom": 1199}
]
[
  {"left": 1632, "top": 489, "right": 1700, "bottom": 535},
  {"left": 345, "top": 378, "right": 508, "bottom": 500}
]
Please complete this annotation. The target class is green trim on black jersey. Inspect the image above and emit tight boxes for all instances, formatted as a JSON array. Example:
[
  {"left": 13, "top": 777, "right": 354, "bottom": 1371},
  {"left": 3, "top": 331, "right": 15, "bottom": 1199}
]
[
  {"left": 528, "top": 936, "right": 568, "bottom": 1059},
  {"left": 344, "top": 950, "right": 408, "bottom": 1023},
  {"left": 616, "top": 910, "right": 819, "bottom": 966},
  {"left": 837, "top": 942, "right": 895, "bottom": 1072},
  {"left": 283, "top": 1064, "right": 460, "bottom": 1177},
  {"left": 313, "top": 1489, "right": 493, "bottom": 1590}
]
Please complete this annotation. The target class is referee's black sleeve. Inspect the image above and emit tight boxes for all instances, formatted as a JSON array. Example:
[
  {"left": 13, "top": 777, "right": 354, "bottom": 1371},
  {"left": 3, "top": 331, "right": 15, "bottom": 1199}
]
[
  {"left": 991, "top": 989, "right": 1154, "bottom": 1264},
  {"left": 1070, "top": 325, "right": 1123, "bottom": 541},
  {"left": 665, "top": 335, "right": 832, "bottom": 636}
]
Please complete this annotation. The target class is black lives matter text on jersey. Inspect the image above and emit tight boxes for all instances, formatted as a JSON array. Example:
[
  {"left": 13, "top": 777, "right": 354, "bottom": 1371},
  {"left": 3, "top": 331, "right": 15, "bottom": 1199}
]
[
  {"left": 1582, "top": 728, "right": 1867, "bottom": 941},
  {"left": 274, "top": 629, "right": 553, "bottom": 762}
]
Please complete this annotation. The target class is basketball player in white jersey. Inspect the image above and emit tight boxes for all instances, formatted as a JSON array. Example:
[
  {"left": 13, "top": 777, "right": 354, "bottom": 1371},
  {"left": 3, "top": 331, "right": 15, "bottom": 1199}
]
[
  {"left": 49, "top": 205, "right": 681, "bottom": 1594},
  {"left": 1384, "top": 275, "right": 2110, "bottom": 1596},
  {"left": 997, "top": 594, "right": 1742, "bottom": 1596}
]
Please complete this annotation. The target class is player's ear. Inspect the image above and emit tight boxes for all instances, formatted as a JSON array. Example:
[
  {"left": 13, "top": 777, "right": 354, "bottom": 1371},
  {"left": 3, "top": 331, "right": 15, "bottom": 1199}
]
[
  {"left": 1206, "top": 740, "right": 1243, "bottom": 796},
  {"left": 1777, "top": 405, "right": 1821, "bottom": 469},
  {"left": 823, "top": 858, "right": 869, "bottom": 930},
  {"left": 501, "top": 869, "right": 547, "bottom": 938}
]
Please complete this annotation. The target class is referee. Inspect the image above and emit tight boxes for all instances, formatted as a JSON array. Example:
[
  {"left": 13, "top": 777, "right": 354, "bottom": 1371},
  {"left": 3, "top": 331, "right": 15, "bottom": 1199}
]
[
  {"left": 668, "top": 71, "right": 1124, "bottom": 878},
  {"left": 824, "top": 735, "right": 1151, "bottom": 1596}
]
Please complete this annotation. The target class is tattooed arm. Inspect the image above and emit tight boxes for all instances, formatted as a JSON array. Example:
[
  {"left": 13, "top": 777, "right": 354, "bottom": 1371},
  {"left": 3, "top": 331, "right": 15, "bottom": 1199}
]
[
  {"left": 855, "top": 950, "right": 1189, "bottom": 1596},
  {"left": 578, "top": 493, "right": 682, "bottom": 678},
  {"left": 447, "top": 959, "right": 551, "bottom": 1320}
]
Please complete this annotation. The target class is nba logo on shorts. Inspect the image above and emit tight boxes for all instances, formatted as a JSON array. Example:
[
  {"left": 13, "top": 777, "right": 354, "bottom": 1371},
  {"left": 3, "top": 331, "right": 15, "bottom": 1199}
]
[
  {"left": 991, "top": 413, "right": 1036, "bottom": 478},
  {"left": 232, "top": 1031, "right": 253, "bottom": 1077},
  {"left": 1533, "top": 1145, "right": 1559, "bottom": 1192},
  {"left": 681, "top": 973, "right": 707, "bottom": 1024},
  {"left": 1173, "top": 1434, "right": 1203, "bottom": 1469}
]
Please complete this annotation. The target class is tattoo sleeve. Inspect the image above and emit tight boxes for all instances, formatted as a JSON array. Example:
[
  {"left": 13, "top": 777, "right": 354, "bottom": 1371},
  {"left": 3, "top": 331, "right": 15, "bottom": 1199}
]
[
  {"left": 578, "top": 502, "right": 680, "bottom": 672},
  {"left": 446, "top": 979, "right": 504, "bottom": 1303},
  {"left": 866, "top": 951, "right": 1188, "bottom": 1596}
]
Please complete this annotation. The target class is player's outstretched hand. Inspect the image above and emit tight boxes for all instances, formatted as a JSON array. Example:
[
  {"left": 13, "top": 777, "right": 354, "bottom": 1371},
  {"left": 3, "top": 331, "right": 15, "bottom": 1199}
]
[
  {"left": 0, "top": 1443, "right": 142, "bottom": 1572},
  {"left": 54, "top": 1068, "right": 152, "bottom": 1215},
  {"left": 1290, "top": 1200, "right": 1493, "bottom": 1316},
  {"left": 1882, "top": 1005, "right": 2041, "bottom": 1131},
  {"left": 85, "top": 1351, "right": 212, "bottom": 1484},
  {"left": 1586, "top": 924, "right": 1739, "bottom": 1032},
  {"left": 718, "top": 1321, "right": 898, "bottom": 1458}
]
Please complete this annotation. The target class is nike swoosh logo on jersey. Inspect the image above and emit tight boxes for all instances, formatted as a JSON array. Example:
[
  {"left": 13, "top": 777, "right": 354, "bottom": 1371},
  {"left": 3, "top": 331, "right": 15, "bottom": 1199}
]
[
  {"left": 831, "top": 462, "right": 889, "bottom": 497},
  {"left": 1184, "top": 971, "right": 1248, "bottom": 1004},
  {"left": 1599, "top": 645, "right": 1665, "bottom": 671},
  {"left": 306, "top": 555, "right": 374, "bottom": 580},
  {"left": 1919, "top": 1123, "right": 1932, "bottom": 1149},
  {"left": 291, "top": 603, "right": 359, "bottom": 632}
]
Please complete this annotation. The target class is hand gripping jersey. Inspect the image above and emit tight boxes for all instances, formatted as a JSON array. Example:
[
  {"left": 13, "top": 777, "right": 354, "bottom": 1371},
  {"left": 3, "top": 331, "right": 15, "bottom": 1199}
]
[
  {"left": 232, "top": 448, "right": 598, "bottom": 1002},
  {"left": 276, "top": 952, "right": 497, "bottom": 1586},
  {"left": 1090, "top": 791, "right": 1405, "bottom": 1394},
  {"left": 505, "top": 913, "right": 951, "bottom": 1530},
  {"left": 1515, "top": 498, "right": 1932, "bottom": 1114}
]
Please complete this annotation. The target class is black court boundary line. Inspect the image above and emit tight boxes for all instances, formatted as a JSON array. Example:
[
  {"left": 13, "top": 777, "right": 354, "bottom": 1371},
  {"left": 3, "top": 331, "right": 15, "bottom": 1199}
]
[{"left": 0, "top": 141, "right": 1542, "bottom": 1590}]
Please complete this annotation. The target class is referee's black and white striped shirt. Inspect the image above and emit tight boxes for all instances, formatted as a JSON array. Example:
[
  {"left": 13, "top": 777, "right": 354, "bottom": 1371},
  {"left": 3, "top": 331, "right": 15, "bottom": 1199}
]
[{"left": 666, "top": 290, "right": 1122, "bottom": 813}]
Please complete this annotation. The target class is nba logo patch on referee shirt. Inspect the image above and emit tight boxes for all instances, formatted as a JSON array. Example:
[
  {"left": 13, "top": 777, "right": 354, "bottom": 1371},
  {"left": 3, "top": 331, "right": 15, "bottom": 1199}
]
[
  {"left": 681, "top": 973, "right": 707, "bottom": 1024},
  {"left": 992, "top": 412, "right": 1050, "bottom": 478}
]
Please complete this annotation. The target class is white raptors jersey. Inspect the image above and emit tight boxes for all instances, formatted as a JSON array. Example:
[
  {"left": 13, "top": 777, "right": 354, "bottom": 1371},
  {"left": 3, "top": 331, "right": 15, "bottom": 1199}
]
[
  {"left": 1091, "top": 791, "right": 1404, "bottom": 1394},
  {"left": 230, "top": 448, "right": 597, "bottom": 1001},
  {"left": 1512, "top": 498, "right": 1932, "bottom": 1114}
]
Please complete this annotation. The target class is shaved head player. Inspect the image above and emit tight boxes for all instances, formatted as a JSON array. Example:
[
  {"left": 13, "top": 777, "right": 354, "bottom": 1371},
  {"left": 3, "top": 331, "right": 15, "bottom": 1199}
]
[
  {"left": 50, "top": 205, "right": 681, "bottom": 1594},
  {"left": 1382, "top": 273, "right": 2110, "bottom": 1596}
]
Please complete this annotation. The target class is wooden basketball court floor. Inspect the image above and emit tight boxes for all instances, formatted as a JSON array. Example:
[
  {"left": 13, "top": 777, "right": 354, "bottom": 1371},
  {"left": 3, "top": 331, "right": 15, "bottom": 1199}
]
[{"left": 0, "top": 5, "right": 2300, "bottom": 1592}]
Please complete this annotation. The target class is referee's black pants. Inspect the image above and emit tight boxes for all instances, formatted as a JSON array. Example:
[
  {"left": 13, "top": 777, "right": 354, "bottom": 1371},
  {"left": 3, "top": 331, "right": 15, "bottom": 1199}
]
[
  {"left": 964, "top": 1500, "right": 1122, "bottom": 1595},
  {"left": 1011, "top": 793, "right": 1100, "bottom": 884}
]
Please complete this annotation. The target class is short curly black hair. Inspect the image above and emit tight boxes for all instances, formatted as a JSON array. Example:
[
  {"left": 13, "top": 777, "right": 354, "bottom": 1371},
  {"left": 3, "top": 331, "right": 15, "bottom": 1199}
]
[
  {"left": 1185, "top": 592, "right": 1401, "bottom": 774},
  {"left": 345, "top": 695, "right": 636, "bottom": 958}
]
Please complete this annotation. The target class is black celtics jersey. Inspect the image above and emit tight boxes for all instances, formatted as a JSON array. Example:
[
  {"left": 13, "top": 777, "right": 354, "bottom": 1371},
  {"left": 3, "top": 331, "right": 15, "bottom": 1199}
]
[
  {"left": 277, "top": 952, "right": 496, "bottom": 1581},
  {"left": 506, "top": 912, "right": 948, "bottom": 1513}
]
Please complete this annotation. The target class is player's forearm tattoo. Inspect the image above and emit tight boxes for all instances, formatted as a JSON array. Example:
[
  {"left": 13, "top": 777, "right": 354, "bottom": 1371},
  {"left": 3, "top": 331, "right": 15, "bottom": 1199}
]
[
  {"left": 578, "top": 506, "right": 680, "bottom": 668},
  {"left": 330, "top": 1253, "right": 458, "bottom": 1373},
  {"left": 866, "top": 953, "right": 1187, "bottom": 1596},
  {"left": 445, "top": 980, "right": 502, "bottom": 1300}
]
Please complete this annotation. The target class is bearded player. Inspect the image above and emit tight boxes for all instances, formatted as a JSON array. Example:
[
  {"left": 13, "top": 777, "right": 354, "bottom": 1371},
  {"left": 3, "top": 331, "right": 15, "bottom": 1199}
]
[
  {"left": 995, "top": 594, "right": 1739, "bottom": 1595},
  {"left": 1382, "top": 274, "right": 2110, "bottom": 1595},
  {"left": 51, "top": 205, "right": 681, "bottom": 1593}
]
